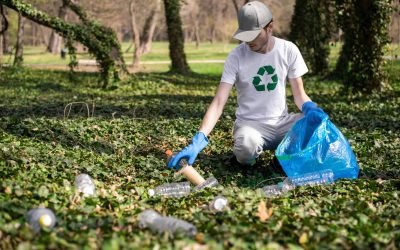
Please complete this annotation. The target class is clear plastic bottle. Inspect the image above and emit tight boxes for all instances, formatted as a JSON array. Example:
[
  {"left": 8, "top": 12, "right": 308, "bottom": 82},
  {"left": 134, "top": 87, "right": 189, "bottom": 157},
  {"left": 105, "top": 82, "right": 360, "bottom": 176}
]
[
  {"left": 26, "top": 208, "right": 56, "bottom": 233},
  {"left": 288, "top": 169, "right": 335, "bottom": 187},
  {"left": 148, "top": 181, "right": 191, "bottom": 197},
  {"left": 262, "top": 184, "right": 283, "bottom": 197},
  {"left": 208, "top": 195, "right": 229, "bottom": 213},
  {"left": 138, "top": 209, "right": 197, "bottom": 237},
  {"left": 75, "top": 173, "right": 95, "bottom": 196},
  {"left": 262, "top": 169, "right": 335, "bottom": 197},
  {"left": 194, "top": 176, "right": 219, "bottom": 191}
]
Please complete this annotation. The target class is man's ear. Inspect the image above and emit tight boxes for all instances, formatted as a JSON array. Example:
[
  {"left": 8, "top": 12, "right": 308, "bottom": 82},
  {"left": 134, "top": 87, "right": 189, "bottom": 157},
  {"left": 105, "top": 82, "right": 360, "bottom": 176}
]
[{"left": 268, "top": 21, "right": 274, "bottom": 32}]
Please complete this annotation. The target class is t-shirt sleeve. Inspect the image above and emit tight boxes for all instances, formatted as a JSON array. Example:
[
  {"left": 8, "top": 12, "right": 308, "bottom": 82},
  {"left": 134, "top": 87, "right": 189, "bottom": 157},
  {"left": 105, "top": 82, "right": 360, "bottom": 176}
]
[
  {"left": 287, "top": 42, "right": 308, "bottom": 79},
  {"left": 220, "top": 50, "right": 239, "bottom": 85}
]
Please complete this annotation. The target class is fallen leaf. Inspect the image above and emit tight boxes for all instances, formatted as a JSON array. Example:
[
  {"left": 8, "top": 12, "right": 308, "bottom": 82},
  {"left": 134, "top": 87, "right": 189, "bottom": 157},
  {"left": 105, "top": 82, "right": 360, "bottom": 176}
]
[
  {"left": 256, "top": 200, "right": 273, "bottom": 222},
  {"left": 299, "top": 232, "right": 308, "bottom": 244}
]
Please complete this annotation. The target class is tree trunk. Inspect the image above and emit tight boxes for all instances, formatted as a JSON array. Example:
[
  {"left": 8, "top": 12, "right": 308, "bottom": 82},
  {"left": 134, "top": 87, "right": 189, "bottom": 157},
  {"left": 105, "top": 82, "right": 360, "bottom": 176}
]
[
  {"left": 139, "top": 0, "right": 160, "bottom": 54},
  {"left": 194, "top": 19, "right": 200, "bottom": 48},
  {"left": 38, "top": 25, "right": 48, "bottom": 45},
  {"left": 47, "top": 2, "right": 67, "bottom": 53},
  {"left": 129, "top": 0, "right": 160, "bottom": 69},
  {"left": 289, "top": 0, "right": 333, "bottom": 75},
  {"left": 2, "top": 27, "right": 7, "bottom": 53},
  {"left": 163, "top": 0, "right": 190, "bottom": 74},
  {"left": 129, "top": 0, "right": 141, "bottom": 69},
  {"left": 0, "top": 21, "right": 3, "bottom": 66},
  {"left": 209, "top": 26, "right": 215, "bottom": 44},
  {"left": 0, "top": 35, "right": 2, "bottom": 66},
  {"left": 232, "top": 0, "right": 250, "bottom": 14},
  {"left": 2, "top": 5, "right": 9, "bottom": 54},
  {"left": 334, "top": 0, "right": 392, "bottom": 92},
  {"left": 231, "top": 0, "right": 239, "bottom": 14},
  {"left": 0, "top": 4, "right": 3, "bottom": 64},
  {"left": 14, "top": 12, "right": 25, "bottom": 66}
]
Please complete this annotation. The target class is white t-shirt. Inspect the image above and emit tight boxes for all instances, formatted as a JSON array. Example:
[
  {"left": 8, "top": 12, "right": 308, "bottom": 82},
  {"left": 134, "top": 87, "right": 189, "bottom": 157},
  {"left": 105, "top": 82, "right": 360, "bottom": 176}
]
[{"left": 221, "top": 37, "right": 308, "bottom": 125}]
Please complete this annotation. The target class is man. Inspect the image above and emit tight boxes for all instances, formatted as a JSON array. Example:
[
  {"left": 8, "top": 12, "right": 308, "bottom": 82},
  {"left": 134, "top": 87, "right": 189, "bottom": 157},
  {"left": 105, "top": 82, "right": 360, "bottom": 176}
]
[{"left": 168, "top": 1, "right": 326, "bottom": 170}]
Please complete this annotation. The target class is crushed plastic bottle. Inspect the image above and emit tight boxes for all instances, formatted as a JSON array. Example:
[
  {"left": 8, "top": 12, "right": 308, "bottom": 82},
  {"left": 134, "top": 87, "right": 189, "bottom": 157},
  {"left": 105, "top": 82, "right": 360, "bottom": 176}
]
[
  {"left": 208, "top": 195, "right": 229, "bottom": 213},
  {"left": 75, "top": 173, "right": 95, "bottom": 196},
  {"left": 148, "top": 182, "right": 191, "bottom": 197},
  {"left": 288, "top": 169, "right": 335, "bottom": 187},
  {"left": 26, "top": 208, "right": 56, "bottom": 233},
  {"left": 262, "top": 184, "right": 283, "bottom": 197},
  {"left": 194, "top": 176, "right": 219, "bottom": 191},
  {"left": 138, "top": 209, "right": 197, "bottom": 237},
  {"left": 262, "top": 169, "right": 335, "bottom": 197}
]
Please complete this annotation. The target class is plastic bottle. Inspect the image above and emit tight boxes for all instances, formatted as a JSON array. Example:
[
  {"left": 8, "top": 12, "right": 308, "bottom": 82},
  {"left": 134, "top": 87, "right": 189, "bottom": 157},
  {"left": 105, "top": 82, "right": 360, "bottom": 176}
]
[
  {"left": 26, "top": 208, "right": 56, "bottom": 233},
  {"left": 208, "top": 196, "right": 229, "bottom": 213},
  {"left": 148, "top": 181, "right": 191, "bottom": 197},
  {"left": 262, "top": 184, "right": 283, "bottom": 197},
  {"left": 138, "top": 209, "right": 197, "bottom": 237},
  {"left": 194, "top": 176, "right": 219, "bottom": 191},
  {"left": 288, "top": 169, "right": 335, "bottom": 187},
  {"left": 262, "top": 169, "right": 335, "bottom": 197},
  {"left": 75, "top": 173, "right": 95, "bottom": 196}
]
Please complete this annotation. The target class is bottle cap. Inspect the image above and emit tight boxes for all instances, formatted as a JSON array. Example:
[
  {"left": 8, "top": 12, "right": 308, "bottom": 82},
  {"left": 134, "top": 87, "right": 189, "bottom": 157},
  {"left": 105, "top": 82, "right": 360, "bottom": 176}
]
[
  {"left": 165, "top": 149, "right": 173, "bottom": 157},
  {"left": 148, "top": 189, "right": 155, "bottom": 196},
  {"left": 213, "top": 197, "right": 228, "bottom": 211},
  {"left": 39, "top": 214, "right": 52, "bottom": 227}
]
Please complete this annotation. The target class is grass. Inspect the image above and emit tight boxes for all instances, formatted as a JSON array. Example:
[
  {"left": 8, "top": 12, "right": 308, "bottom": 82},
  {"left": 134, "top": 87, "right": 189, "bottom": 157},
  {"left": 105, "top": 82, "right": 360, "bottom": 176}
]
[
  {"left": 0, "top": 43, "right": 399, "bottom": 249},
  {"left": 0, "top": 42, "right": 235, "bottom": 66}
]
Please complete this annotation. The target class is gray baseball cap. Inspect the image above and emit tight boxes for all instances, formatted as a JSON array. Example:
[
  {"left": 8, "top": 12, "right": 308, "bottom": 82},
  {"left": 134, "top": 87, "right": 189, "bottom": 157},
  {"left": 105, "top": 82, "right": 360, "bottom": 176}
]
[{"left": 233, "top": 1, "right": 273, "bottom": 42}]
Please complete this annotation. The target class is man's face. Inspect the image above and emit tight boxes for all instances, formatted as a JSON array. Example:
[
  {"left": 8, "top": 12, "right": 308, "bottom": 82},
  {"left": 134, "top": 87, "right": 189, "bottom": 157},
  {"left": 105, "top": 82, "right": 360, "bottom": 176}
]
[{"left": 246, "top": 25, "right": 272, "bottom": 53}]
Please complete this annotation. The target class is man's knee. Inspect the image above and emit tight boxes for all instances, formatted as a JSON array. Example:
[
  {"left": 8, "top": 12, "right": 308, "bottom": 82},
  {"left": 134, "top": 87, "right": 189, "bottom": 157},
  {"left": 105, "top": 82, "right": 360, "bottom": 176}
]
[{"left": 233, "top": 126, "right": 263, "bottom": 165}]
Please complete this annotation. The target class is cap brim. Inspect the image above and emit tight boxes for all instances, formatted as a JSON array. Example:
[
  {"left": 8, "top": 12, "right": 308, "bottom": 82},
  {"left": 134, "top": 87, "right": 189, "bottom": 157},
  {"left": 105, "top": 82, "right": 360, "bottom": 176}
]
[{"left": 233, "top": 29, "right": 261, "bottom": 42}]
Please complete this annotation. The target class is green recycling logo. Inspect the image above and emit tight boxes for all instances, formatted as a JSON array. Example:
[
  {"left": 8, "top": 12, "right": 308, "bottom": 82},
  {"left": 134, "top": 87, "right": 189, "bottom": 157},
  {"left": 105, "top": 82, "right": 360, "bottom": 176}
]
[{"left": 252, "top": 65, "right": 278, "bottom": 92}]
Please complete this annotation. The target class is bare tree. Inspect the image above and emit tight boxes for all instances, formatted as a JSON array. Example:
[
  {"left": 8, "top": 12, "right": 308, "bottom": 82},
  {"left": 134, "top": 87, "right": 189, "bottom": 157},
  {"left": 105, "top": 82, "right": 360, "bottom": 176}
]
[
  {"left": 181, "top": 1, "right": 200, "bottom": 47},
  {"left": 1, "top": 4, "right": 9, "bottom": 54},
  {"left": 231, "top": 0, "right": 249, "bottom": 14},
  {"left": 129, "top": 0, "right": 140, "bottom": 68},
  {"left": 0, "top": 5, "right": 3, "bottom": 65},
  {"left": 47, "top": 1, "right": 67, "bottom": 53},
  {"left": 140, "top": 0, "right": 160, "bottom": 54},
  {"left": 129, "top": 0, "right": 160, "bottom": 68},
  {"left": 14, "top": 12, "right": 25, "bottom": 66}
]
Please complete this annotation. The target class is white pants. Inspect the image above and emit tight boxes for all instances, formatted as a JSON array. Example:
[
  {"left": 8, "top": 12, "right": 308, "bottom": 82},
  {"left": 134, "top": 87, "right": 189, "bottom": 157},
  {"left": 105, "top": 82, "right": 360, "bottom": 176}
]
[{"left": 233, "top": 113, "right": 303, "bottom": 165}]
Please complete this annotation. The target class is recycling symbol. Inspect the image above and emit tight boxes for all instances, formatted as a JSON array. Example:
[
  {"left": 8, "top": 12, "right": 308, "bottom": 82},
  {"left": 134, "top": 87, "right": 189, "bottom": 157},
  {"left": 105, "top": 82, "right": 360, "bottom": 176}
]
[{"left": 252, "top": 65, "right": 278, "bottom": 92}]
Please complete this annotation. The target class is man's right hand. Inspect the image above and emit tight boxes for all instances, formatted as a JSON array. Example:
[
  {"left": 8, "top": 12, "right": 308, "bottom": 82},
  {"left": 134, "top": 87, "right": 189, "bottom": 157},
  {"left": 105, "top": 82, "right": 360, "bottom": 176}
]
[{"left": 167, "top": 132, "right": 209, "bottom": 170}]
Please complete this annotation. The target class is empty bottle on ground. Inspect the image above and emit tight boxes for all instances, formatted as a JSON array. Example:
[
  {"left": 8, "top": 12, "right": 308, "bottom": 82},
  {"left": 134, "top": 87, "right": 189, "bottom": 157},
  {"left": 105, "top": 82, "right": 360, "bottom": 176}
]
[
  {"left": 194, "top": 176, "right": 219, "bottom": 191},
  {"left": 26, "top": 208, "right": 56, "bottom": 233},
  {"left": 262, "top": 169, "right": 335, "bottom": 197},
  {"left": 208, "top": 195, "right": 229, "bottom": 213},
  {"left": 148, "top": 181, "right": 191, "bottom": 197},
  {"left": 138, "top": 209, "right": 197, "bottom": 237},
  {"left": 75, "top": 173, "right": 95, "bottom": 196}
]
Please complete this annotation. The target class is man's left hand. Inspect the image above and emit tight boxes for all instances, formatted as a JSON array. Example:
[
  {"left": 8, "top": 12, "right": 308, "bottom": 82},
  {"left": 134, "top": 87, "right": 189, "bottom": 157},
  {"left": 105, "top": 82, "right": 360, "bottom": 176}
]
[{"left": 302, "top": 101, "right": 328, "bottom": 124}]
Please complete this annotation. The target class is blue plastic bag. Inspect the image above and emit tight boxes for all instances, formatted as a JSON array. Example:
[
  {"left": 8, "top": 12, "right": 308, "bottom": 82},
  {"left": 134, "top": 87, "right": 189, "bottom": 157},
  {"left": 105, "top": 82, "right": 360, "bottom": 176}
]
[{"left": 275, "top": 112, "right": 359, "bottom": 180}]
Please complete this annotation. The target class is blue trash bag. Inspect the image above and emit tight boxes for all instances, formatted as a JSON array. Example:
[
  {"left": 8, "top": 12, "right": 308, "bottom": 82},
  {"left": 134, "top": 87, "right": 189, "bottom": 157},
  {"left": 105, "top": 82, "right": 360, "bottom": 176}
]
[{"left": 275, "top": 111, "right": 359, "bottom": 180}]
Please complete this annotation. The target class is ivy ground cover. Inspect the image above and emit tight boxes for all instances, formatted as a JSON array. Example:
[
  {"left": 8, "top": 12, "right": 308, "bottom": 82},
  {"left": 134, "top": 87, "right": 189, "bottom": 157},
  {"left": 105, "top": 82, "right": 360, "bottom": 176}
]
[{"left": 0, "top": 67, "right": 399, "bottom": 249}]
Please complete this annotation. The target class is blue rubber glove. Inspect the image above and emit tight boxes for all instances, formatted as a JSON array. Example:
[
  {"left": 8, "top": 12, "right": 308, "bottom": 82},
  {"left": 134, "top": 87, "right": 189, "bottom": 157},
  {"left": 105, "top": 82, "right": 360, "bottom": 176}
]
[
  {"left": 302, "top": 101, "right": 328, "bottom": 124},
  {"left": 302, "top": 101, "right": 325, "bottom": 116},
  {"left": 167, "top": 132, "right": 209, "bottom": 170}
]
